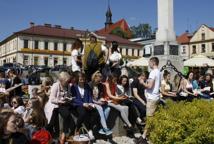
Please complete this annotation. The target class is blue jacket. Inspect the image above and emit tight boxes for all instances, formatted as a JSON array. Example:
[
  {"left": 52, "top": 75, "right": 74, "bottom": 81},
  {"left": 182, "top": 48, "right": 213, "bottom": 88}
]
[{"left": 71, "top": 84, "right": 93, "bottom": 106}]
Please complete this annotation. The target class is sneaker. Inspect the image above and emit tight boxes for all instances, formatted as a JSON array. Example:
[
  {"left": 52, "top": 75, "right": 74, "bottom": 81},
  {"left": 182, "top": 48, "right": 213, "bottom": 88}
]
[
  {"left": 104, "top": 129, "right": 112, "bottom": 136},
  {"left": 98, "top": 129, "right": 106, "bottom": 135},
  {"left": 88, "top": 130, "right": 95, "bottom": 140}
]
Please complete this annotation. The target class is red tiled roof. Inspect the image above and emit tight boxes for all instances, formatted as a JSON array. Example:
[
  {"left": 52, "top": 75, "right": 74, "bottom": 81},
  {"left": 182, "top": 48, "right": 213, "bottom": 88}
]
[
  {"left": 209, "top": 27, "right": 214, "bottom": 32},
  {"left": 97, "top": 19, "right": 132, "bottom": 38},
  {"left": 96, "top": 32, "right": 142, "bottom": 48},
  {"left": 177, "top": 32, "right": 192, "bottom": 44},
  {"left": 15, "top": 25, "right": 87, "bottom": 39}
]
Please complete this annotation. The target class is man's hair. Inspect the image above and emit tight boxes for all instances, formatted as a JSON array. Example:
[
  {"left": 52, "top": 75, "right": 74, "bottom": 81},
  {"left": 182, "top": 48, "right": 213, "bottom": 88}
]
[{"left": 150, "top": 57, "right": 159, "bottom": 66}]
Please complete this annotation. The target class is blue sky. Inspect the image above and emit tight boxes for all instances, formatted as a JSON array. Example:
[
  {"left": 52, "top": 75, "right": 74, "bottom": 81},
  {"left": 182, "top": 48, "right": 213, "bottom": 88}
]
[{"left": 0, "top": 0, "right": 213, "bottom": 41}]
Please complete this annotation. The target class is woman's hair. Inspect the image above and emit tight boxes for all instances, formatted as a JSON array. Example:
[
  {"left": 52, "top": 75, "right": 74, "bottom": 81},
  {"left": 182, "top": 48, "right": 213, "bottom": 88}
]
[
  {"left": 12, "top": 96, "right": 24, "bottom": 106},
  {"left": 163, "top": 70, "right": 170, "bottom": 79},
  {"left": 0, "top": 111, "right": 15, "bottom": 136},
  {"left": 91, "top": 71, "right": 102, "bottom": 82},
  {"left": 118, "top": 75, "right": 129, "bottom": 92},
  {"left": 58, "top": 71, "right": 71, "bottom": 83},
  {"left": 107, "top": 73, "right": 118, "bottom": 85},
  {"left": 111, "top": 41, "right": 119, "bottom": 53},
  {"left": 186, "top": 71, "right": 194, "bottom": 79},
  {"left": 29, "top": 109, "right": 47, "bottom": 129},
  {"left": 29, "top": 97, "right": 42, "bottom": 110},
  {"left": 71, "top": 39, "right": 83, "bottom": 50},
  {"left": 42, "top": 77, "right": 53, "bottom": 87},
  {"left": 139, "top": 71, "right": 149, "bottom": 79}
]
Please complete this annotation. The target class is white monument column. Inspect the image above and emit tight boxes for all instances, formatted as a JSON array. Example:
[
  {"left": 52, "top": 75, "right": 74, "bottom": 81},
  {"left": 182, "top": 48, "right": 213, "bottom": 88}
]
[
  {"left": 153, "top": 0, "right": 182, "bottom": 70},
  {"left": 156, "top": 0, "right": 176, "bottom": 43}
]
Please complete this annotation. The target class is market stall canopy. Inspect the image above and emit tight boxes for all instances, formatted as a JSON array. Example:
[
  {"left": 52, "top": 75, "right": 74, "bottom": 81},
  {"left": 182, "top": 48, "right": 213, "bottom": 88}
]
[
  {"left": 184, "top": 55, "right": 214, "bottom": 67},
  {"left": 127, "top": 57, "right": 149, "bottom": 67}
]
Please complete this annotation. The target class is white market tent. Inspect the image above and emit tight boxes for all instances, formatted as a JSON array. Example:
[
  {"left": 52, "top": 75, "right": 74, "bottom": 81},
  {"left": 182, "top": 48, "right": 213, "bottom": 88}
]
[
  {"left": 127, "top": 57, "right": 149, "bottom": 67},
  {"left": 184, "top": 55, "right": 214, "bottom": 67}
]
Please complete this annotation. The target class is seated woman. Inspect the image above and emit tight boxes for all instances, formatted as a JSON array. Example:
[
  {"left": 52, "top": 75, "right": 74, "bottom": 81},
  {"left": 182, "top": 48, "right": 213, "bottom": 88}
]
[
  {"left": 0, "top": 111, "right": 29, "bottom": 144},
  {"left": 201, "top": 73, "right": 214, "bottom": 98},
  {"left": 88, "top": 71, "right": 112, "bottom": 135},
  {"left": 103, "top": 73, "right": 134, "bottom": 137},
  {"left": 180, "top": 72, "right": 198, "bottom": 101},
  {"left": 160, "top": 70, "right": 177, "bottom": 101},
  {"left": 71, "top": 72, "right": 98, "bottom": 140},
  {"left": 44, "top": 72, "right": 75, "bottom": 142},
  {"left": 11, "top": 96, "right": 25, "bottom": 116},
  {"left": 117, "top": 75, "right": 144, "bottom": 126}
]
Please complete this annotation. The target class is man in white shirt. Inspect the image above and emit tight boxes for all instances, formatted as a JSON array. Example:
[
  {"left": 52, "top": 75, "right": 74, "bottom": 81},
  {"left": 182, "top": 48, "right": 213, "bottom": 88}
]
[{"left": 141, "top": 57, "right": 161, "bottom": 140}]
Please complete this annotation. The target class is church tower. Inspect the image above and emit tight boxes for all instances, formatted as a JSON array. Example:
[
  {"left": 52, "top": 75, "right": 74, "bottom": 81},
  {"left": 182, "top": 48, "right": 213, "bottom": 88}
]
[{"left": 105, "top": 1, "right": 113, "bottom": 30}]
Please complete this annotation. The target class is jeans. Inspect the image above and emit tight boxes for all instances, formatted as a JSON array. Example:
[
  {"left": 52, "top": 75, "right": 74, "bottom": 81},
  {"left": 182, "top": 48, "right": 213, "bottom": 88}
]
[
  {"left": 94, "top": 104, "right": 110, "bottom": 129},
  {"left": 132, "top": 98, "right": 146, "bottom": 119},
  {"left": 108, "top": 102, "right": 131, "bottom": 126}
]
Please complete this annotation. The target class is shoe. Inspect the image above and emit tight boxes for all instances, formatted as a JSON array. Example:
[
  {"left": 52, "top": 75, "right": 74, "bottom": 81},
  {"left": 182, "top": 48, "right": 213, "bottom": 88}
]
[
  {"left": 104, "top": 129, "right": 113, "bottom": 136},
  {"left": 98, "top": 129, "right": 106, "bottom": 135},
  {"left": 127, "top": 127, "right": 135, "bottom": 138},
  {"left": 136, "top": 120, "right": 146, "bottom": 126},
  {"left": 88, "top": 130, "right": 95, "bottom": 140}
]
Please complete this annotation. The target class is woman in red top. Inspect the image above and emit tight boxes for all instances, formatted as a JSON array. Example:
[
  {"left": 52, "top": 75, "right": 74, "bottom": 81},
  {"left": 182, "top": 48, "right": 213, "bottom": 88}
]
[{"left": 103, "top": 73, "right": 134, "bottom": 136}]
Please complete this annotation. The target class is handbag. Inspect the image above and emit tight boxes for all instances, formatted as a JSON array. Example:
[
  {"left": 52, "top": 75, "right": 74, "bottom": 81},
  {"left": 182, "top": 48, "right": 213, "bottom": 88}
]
[{"left": 67, "top": 126, "right": 90, "bottom": 144}]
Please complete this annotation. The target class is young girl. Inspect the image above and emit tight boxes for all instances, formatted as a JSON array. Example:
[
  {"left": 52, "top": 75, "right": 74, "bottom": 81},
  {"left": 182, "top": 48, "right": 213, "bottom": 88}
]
[{"left": 89, "top": 71, "right": 112, "bottom": 135}]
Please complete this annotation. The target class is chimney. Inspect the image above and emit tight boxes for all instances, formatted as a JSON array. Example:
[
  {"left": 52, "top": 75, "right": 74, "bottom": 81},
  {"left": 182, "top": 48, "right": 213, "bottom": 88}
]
[
  {"left": 44, "top": 23, "right": 52, "bottom": 27},
  {"left": 55, "top": 25, "right": 61, "bottom": 28},
  {"left": 30, "top": 22, "right": 35, "bottom": 27},
  {"left": 70, "top": 27, "right": 74, "bottom": 30}
]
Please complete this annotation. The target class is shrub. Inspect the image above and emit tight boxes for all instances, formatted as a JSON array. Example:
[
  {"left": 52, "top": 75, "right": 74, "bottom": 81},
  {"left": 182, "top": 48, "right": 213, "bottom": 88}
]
[{"left": 147, "top": 100, "right": 214, "bottom": 144}]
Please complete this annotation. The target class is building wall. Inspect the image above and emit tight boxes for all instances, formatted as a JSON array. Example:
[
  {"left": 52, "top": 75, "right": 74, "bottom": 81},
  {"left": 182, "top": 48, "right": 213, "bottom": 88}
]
[
  {"left": 190, "top": 25, "right": 214, "bottom": 58},
  {"left": 0, "top": 35, "right": 74, "bottom": 66},
  {"left": 179, "top": 44, "right": 190, "bottom": 61}
]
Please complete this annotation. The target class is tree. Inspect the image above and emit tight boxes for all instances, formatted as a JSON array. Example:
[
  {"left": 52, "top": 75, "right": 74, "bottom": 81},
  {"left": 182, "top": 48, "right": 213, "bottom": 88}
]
[
  {"left": 110, "top": 27, "right": 129, "bottom": 39},
  {"left": 130, "top": 23, "right": 152, "bottom": 38}
]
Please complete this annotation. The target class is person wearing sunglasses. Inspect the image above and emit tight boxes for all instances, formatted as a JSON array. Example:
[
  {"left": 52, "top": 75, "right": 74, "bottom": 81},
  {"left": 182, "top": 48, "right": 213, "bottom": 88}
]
[{"left": 11, "top": 96, "right": 25, "bottom": 116}]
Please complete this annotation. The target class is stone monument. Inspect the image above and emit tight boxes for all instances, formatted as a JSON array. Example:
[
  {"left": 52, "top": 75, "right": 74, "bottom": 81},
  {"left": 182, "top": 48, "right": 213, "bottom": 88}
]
[{"left": 153, "top": 0, "right": 182, "bottom": 70}]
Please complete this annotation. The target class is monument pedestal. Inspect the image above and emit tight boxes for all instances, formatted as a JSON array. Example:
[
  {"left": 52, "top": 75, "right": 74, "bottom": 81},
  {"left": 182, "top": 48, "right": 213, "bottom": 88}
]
[{"left": 153, "top": 41, "right": 183, "bottom": 70}]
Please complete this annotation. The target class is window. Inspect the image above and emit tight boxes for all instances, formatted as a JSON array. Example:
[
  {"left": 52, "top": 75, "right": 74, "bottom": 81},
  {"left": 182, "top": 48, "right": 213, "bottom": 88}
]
[
  {"left": 63, "top": 58, "right": 67, "bottom": 65},
  {"left": 192, "top": 45, "right": 196, "bottom": 54},
  {"left": 34, "top": 57, "right": 39, "bottom": 65},
  {"left": 138, "top": 50, "right": 140, "bottom": 56},
  {"left": 63, "top": 43, "right": 67, "bottom": 51},
  {"left": 24, "top": 40, "right": 28, "bottom": 48},
  {"left": 54, "top": 58, "right": 58, "bottom": 66},
  {"left": 44, "top": 41, "right": 49, "bottom": 50},
  {"left": 126, "top": 48, "right": 128, "bottom": 55},
  {"left": 23, "top": 55, "right": 28, "bottom": 65},
  {"left": 34, "top": 41, "right": 39, "bottom": 49},
  {"left": 132, "top": 49, "right": 134, "bottom": 56},
  {"left": 212, "top": 43, "right": 214, "bottom": 52},
  {"left": 201, "top": 44, "right": 206, "bottom": 53},
  {"left": 44, "top": 57, "right": 48, "bottom": 66},
  {"left": 182, "top": 46, "right": 186, "bottom": 54},
  {"left": 54, "top": 42, "right": 58, "bottom": 51},
  {"left": 202, "top": 33, "right": 205, "bottom": 40}
]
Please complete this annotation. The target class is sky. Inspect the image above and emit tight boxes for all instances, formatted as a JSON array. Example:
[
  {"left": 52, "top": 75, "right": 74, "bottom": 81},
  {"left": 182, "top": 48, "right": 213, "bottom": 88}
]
[{"left": 0, "top": 0, "right": 213, "bottom": 41}]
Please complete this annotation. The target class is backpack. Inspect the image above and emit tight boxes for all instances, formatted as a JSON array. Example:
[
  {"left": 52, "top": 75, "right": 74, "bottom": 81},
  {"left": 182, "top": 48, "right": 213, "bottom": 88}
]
[
  {"left": 31, "top": 129, "right": 52, "bottom": 144},
  {"left": 86, "top": 44, "right": 100, "bottom": 69}
]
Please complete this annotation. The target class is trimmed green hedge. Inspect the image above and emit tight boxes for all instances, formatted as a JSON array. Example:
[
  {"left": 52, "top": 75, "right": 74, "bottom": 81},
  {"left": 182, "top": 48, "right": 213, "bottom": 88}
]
[{"left": 147, "top": 100, "right": 214, "bottom": 144}]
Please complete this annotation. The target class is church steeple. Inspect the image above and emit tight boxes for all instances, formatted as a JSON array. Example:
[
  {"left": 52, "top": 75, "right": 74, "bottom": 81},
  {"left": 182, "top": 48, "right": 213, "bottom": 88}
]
[{"left": 105, "top": 0, "right": 113, "bottom": 29}]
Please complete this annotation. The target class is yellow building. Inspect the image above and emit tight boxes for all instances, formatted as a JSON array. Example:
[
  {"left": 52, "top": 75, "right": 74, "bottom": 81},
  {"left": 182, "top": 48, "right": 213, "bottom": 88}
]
[{"left": 189, "top": 24, "right": 214, "bottom": 58}]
